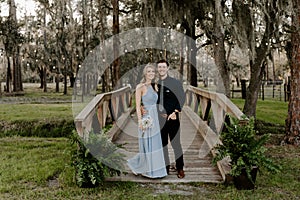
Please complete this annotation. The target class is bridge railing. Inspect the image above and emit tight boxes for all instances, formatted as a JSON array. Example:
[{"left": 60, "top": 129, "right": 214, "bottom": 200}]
[
  {"left": 184, "top": 85, "right": 248, "bottom": 181},
  {"left": 75, "top": 85, "right": 132, "bottom": 141},
  {"left": 185, "top": 85, "right": 247, "bottom": 133}
]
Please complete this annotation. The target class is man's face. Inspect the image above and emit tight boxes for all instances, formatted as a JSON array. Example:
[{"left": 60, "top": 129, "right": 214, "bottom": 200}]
[{"left": 157, "top": 62, "right": 169, "bottom": 77}]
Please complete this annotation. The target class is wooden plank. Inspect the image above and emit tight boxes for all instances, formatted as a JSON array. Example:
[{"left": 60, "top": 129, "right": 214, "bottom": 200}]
[
  {"left": 211, "top": 101, "right": 225, "bottom": 134},
  {"left": 200, "top": 96, "right": 211, "bottom": 121},
  {"left": 106, "top": 173, "right": 223, "bottom": 183}
]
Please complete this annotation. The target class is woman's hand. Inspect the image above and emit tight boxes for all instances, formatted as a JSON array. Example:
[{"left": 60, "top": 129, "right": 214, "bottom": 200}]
[{"left": 138, "top": 120, "right": 144, "bottom": 130}]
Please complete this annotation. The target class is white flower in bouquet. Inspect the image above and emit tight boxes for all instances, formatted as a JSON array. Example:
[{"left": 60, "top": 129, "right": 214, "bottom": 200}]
[{"left": 140, "top": 115, "right": 153, "bottom": 132}]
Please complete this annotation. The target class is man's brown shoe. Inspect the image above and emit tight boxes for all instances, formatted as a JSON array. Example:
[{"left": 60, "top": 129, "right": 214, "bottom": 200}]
[{"left": 177, "top": 169, "right": 185, "bottom": 179}]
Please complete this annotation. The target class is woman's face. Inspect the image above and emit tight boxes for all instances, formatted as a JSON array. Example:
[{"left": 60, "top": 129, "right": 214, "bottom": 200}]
[{"left": 145, "top": 67, "right": 156, "bottom": 81}]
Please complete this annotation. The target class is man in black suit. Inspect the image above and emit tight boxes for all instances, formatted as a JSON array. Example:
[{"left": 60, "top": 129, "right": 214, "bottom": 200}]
[{"left": 156, "top": 59, "right": 185, "bottom": 178}]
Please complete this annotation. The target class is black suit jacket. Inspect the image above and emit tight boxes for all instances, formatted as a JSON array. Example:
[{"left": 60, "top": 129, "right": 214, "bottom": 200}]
[{"left": 157, "top": 76, "right": 185, "bottom": 115}]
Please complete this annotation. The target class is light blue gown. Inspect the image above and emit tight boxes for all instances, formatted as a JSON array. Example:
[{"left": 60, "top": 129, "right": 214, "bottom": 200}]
[{"left": 127, "top": 85, "right": 167, "bottom": 178}]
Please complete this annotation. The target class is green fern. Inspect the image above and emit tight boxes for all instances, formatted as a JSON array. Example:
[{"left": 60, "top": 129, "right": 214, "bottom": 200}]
[
  {"left": 70, "top": 130, "right": 125, "bottom": 188},
  {"left": 213, "top": 115, "right": 281, "bottom": 182}
]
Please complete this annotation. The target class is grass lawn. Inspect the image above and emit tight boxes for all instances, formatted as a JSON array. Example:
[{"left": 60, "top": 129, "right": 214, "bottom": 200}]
[
  {"left": 0, "top": 137, "right": 299, "bottom": 199},
  {"left": 0, "top": 83, "right": 74, "bottom": 122},
  {"left": 231, "top": 98, "right": 288, "bottom": 126},
  {"left": 0, "top": 103, "right": 73, "bottom": 121}
]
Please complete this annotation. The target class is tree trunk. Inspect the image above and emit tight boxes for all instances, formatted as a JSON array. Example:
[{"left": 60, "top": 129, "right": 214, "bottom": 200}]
[
  {"left": 99, "top": 0, "right": 110, "bottom": 92},
  {"left": 43, "top": 6, "right": 47, "bottom": 93},
  {"left": 9, "top": 0, "right": 23, "bottom": 92},
  {"left": 43, "top": 66, "right": 47, "bottom": 92},
  {"left": 39, "top": 66, "right": 44, "bottom": 89},
  {"left": 82, "top": 0, "right": 87, "bottom": 58},
  {"left": 179, "top": 36, "right": 184, "bottom": 82},
  {"left": 242, "top": 1, "right": 276, "bottom": 117},
  {"left": 55, "top": 73, "right": 60, "bottom": 92},
  {"left": 243, "top": 60, "right": 266, "bottom": 117},
  {"left": 70, "top": 73, "right": 75, "bottom": 88},
  {"left": 111, "top": 0, "right": 120, "bottom": 88},
  {"left": 190, "top": 24, "right": 197, "bottom": 87},
  {"left": 63, "top": 64, "right": 67, "bottom": 95},
  {"left": 183, "top": 20, "right": 197, "bottom": 86},
  {"left": 185, "top": 26, "right": 191, "bottom": 84},
  {"left": 285, "top": 0, "right": 300, "bottom": 145},
  {"left": 13, "top": 47, "right": 23, "bottom": 92},
  {"left": 6, "top": 56, "right": 12, "bottom": 93},
  {"left": 212, "top": 0, "right": 230, "bottom": 97},
  {"left": 13, "top": 52, "right": 23, "bottom": 92}
]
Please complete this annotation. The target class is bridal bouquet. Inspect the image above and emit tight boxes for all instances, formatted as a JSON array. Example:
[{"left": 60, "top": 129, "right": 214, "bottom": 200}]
[{"left": 139, "top": 115, "right": 153, "bottom": 133}]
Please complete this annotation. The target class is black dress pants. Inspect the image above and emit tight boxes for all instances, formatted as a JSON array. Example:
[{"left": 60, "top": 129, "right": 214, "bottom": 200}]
[{"left": 159, "top": 114, "right": 184, "bottom": 171}]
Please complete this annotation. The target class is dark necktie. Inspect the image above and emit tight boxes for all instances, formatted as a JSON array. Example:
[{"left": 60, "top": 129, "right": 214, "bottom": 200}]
[{"left": 159, "top": 81, "right": 164, "bottom": 111}]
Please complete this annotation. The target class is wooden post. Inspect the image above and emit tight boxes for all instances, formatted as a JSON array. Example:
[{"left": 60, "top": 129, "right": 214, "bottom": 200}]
[{"left": 241, "top": 79, "right": 246, "bottom": 99}]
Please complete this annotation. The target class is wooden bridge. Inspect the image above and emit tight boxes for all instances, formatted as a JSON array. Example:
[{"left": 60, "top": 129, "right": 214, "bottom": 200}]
[{"left": 74, "top": 85, "right": 246, "bottom": 183}]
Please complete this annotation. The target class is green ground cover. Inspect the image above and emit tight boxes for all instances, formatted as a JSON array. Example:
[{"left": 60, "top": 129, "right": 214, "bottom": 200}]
[
  {"left": 0, "top": 103, "right": 73, "bottom": 121},
  {"left": 0, "top": 137, "right": 299, "bottom": 199},
  {"left": 231, "top": 99, "right": 288, "bottom": 126}
]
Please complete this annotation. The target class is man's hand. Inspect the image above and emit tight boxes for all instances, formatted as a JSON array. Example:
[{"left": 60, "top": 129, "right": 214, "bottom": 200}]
[
  {"left": 167, "top": 112, "right": 177, "bottom": 120},
  {"left": 141, "top": 106, "right": 147, "bottom": 116}
]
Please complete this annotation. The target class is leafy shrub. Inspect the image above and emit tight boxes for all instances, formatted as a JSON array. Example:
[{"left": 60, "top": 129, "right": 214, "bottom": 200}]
[
  {"left": 70, "top": 130, "right": 125, "bottom": 188},
  {"left": 0, "top": 119, "right": 74, "bottom": 137}
]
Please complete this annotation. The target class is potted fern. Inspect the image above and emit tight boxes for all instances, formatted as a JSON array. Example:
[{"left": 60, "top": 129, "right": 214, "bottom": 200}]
[{"left": 213, "top": 116, "right": 281, "bottom": 190}]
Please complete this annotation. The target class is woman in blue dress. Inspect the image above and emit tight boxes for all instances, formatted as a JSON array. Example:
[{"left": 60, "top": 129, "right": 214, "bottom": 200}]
[{"left": 127, "top": 64, "right": 167, "bottom": 178}]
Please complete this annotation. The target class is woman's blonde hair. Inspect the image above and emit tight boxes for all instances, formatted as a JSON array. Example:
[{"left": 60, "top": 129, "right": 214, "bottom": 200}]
[{"left": 140, "top": 63, "right": 158, "bottom": 84}]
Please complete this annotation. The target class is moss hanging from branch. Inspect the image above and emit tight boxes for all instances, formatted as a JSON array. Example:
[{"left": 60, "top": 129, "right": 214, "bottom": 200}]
[
  {"left": 141, "top": 0, "right": 185, "bottom": 27},
  {"left": 232, "top": 0, "right": 255, "bottom": 58}
]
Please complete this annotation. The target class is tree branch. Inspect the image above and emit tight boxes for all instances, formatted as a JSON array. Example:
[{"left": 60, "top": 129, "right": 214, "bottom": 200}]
[
  {"left": 103, "top": 2, "right": 137, "bottom": 14},
  {"left": 197, "top": 40, "right": 212, "bottom": 51},
  {"left": 194, "top": 32, "right": 205, "bottom": 40}
]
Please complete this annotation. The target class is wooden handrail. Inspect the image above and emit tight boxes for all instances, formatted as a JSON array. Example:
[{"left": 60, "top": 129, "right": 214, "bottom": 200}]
[
  {"left": 75, "top": 85, "right": 132, "bottom": 138},
  {"left": 186, "top": 85, "right": 246, "bottom": 133},
  {"left": 184, "top": 85, "right": 248, "bottom": 182}
]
